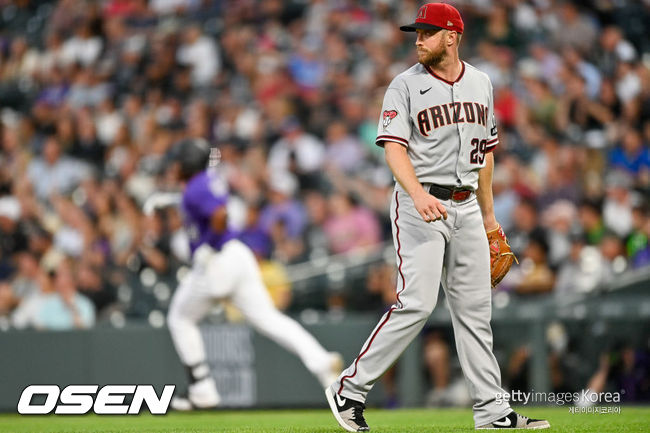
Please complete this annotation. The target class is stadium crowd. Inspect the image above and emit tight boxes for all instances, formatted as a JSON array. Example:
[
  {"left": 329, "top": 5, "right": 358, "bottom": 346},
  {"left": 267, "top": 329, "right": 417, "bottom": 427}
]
[{"left": 0, "top": 0, "right": 649, "bottom": 331}]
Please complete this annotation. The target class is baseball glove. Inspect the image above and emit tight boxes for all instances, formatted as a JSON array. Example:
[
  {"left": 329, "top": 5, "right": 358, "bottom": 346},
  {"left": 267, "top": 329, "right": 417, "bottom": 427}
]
[{"left": 486, "top": 224, "right": 518, "bottom": 288}]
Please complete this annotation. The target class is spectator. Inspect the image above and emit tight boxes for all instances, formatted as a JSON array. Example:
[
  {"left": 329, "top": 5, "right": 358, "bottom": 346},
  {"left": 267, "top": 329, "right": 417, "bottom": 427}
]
[
  {"left": 599, "top": 231, "right": 627, "bottom": 275},
  {"left": 541, "top": 200, "right": 578, "bottom": 267},
  {"left": 0, "top": 281, "right": 19, "bottom": 319},
  {"left": 176, "top": 25, "right": 220, "bottom": 88},
  {"left": 608, "top": 127, "right": 650, "bottom": 178},
  {"left": 324, "top": 121, "right": 366, "bottom": 174},
  {"left": 288, "top": 41, "right": 327, "bottom": 93},
  {"left": 631, "top": 212, "right": 650, "bottom": 268},
  {"left": 300, "top": 189, "right": 330, "bottom": 260},
  {"left": 578, "top": 344, "right": 650, "bottom": 405},
  {"left": 602, "top": 171, "right": 641, "bottom": 238},
  {"left": 36, "top": 260, "right": 95, "bottom": 330},
  {"left": 561, "top": 47, "right": 602, "bottom": 100},
  {"left": 506, "top": 199, "right": 543, "bottom": 258},
  {"left": 12, "top": 259, "right": 95, "bottom": 330},
  {"left": 550, "top": 3, "right": 597, "bottom": 56},
  {"left": 76, "top": 259, "right": 117, "bottom": 316},
  {"left": 598, "top": 26, "right": 638, "bottom": 77},
  {"left": 554, "top": 234, "right": 611, "bottom": 296},
  {"left": 492, "top": 165, "right": 518, "bottom": 232},
  {"left": 323, "top": 191, "right": 381, "bottom": 255},
  {"left": 259, "top": 171, "right": 307, "bottom": 263},
  {"left": 267, "top": 118, "right": 325, "bottom": 189},
  {"left": 509, "top": 233, "right": 555, "bottom": 295},
  {"left": 10, "top": 251, "right": 46, "bottom": 303},
  {"left": 259, "top": 171, "right": 306, "bottom": 240},
  {"left": 0, "top": 195, "right": 27, "bottom": 277},
  {"left": 555, "top": 72, "right": 612, "bottom": 143},
  {"left": 60, "top": 21, "right": 103, "bottom": 67},
  {"left": 25, "top": 135, "right": 91, "bottom": 201},
  {"left": 579, "top": 200, "right": 606, "bottom": 246}
]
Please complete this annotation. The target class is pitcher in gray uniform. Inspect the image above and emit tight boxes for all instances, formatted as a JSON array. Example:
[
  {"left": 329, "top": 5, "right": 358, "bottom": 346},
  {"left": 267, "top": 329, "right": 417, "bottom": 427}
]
[{"left": 325, "top": 3, "right": 549, "bottom": 431}]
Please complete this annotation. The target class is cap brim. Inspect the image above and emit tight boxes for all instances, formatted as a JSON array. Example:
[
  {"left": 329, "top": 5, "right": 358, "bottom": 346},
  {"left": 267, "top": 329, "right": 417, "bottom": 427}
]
[{"left": 399, "top": 22, "right": 445, "bottom": 32}]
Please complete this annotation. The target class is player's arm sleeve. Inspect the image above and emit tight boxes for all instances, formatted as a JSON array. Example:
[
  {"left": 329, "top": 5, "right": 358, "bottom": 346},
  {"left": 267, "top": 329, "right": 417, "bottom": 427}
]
[
  {"left": 485, "top": 80, "right": 499, "bottom": 153},
  {"left": 376, "top": 82, "right": 411, "bottom": 148},
  {"left": 184, "top": 181, "right": 228, "bottom": 231}
]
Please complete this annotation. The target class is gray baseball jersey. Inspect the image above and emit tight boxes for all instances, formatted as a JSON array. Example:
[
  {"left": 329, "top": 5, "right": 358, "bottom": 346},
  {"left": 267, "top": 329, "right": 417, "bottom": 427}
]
[
  {"left": 332, "top": 60, "right": 511, "bottom": 428},
  {"left": 376, "top": 61, "right": 498, "bottom": 190}
]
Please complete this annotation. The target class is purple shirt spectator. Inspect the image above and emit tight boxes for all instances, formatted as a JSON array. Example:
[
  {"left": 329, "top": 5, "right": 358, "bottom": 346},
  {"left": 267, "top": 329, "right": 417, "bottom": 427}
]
[
  {"left": 258, "top": 171, "right": 308, "bottom": 240},
  {"left": 259, "top": 200, "right": 307, "bottom": 240}
]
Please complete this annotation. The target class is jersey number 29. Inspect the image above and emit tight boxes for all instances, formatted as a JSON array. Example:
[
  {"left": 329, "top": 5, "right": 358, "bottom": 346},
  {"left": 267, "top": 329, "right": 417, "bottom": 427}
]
[{"left": 469, "top": 138, "right": 487, "bottom": 164}]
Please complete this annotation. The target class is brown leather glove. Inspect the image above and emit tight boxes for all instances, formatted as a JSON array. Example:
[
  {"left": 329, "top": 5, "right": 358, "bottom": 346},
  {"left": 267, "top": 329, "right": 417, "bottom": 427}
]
[{"left": 486, "top": 224, "right": 518, "bottom": 288}]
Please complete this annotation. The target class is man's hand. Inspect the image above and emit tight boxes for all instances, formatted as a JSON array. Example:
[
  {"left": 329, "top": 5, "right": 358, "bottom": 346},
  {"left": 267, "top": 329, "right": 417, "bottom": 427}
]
[
  {"left": 383, "top": 141, "right": 447, "bottom": 223},
  {"left": 412, "top": 189, "right": 447, "bottom": 222}
]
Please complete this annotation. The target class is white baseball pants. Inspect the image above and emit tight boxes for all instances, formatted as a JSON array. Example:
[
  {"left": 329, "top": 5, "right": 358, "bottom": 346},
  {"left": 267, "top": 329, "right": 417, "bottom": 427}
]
[
  {"left": 167, "top": 240, "right": 333, "bottom": 383},
  {"left": 334, "top": 184, "right": 511, "bottom": 426}
]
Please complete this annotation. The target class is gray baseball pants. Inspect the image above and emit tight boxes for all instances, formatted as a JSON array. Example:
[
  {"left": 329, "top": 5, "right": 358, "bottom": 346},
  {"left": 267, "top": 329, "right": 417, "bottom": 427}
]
[{"left": 333, "top": 183, "right": 511, "bottom": 426}]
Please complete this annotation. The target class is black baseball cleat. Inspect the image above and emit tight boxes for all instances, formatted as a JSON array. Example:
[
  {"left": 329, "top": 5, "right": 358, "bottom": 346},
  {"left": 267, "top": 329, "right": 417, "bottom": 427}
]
[
  {"left": 476, "top": 411, "right": 550, "bottom": 429},
  {"left": 325, "top": 387, "right": 370, "bottom": 432}
]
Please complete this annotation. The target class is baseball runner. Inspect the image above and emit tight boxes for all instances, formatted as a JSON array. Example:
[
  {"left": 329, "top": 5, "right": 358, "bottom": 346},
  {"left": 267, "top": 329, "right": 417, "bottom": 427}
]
[
  {"left": 157, "top": 138, "right": 342, "bottom": 409},
  {"left": 325, "top": 4, "right": 549, "bottom": 431}
]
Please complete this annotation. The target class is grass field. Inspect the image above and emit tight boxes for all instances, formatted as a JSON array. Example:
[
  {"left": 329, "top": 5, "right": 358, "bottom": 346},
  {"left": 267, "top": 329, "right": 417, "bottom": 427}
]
[{"left": 1, "top": 406, "right": 649, "bottom": 433}]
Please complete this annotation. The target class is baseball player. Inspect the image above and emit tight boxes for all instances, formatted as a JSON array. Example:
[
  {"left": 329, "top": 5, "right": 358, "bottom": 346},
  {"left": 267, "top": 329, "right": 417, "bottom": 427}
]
[
  {"left": 325, "top": 4, "right": 549, "bottom": 431},
  {"left": 157, "top": 139, "right": 342, "bottom": 409}
]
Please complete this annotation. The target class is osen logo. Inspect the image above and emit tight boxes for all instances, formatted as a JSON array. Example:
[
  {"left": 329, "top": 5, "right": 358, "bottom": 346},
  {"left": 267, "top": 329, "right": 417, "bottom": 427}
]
[{"left": 17, "top": 385, "right": 175, "bottom": 415}]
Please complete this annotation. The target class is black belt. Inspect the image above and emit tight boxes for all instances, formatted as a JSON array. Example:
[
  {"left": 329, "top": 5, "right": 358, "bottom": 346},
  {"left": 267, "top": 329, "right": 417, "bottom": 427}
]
[{"left": 426, "top": 184, "right": 473, "bottom": 201}]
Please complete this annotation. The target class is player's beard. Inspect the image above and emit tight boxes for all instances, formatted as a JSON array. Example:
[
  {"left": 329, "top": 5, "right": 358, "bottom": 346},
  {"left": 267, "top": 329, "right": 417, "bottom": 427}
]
[{"left": 418, "top": 39, "right": 447, "bottom": 67}]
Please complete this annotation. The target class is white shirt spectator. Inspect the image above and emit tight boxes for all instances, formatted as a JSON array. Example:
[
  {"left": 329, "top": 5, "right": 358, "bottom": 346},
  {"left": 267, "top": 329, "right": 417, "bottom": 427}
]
[
  {"left": 177, "top": 27, "right": 220, "bottom": 87},
  {"left": 27, "top": 157, "right": 90, "bottom": 200},
  {"left": 95, "top": 104, "right": 124, "bottom": 145},
  {"left": 616, "top": 66, "right": 642, "bottom": 103},
  {"left": 512, "top": 2, "right": 538, "bottom": 32},
  {"left": 554, "top": 246, "right": 613, "bottom": 296},
  {"left": 602, "top": 185, "right": 639, "bottom": 238},
  {"left": 268, "top": 126, "right": 325, "bottom": 175},
  {"left": 26, "top": 138, "right": 91, "bottom": 200},
  {"left": 61, "top": 34, "right": 102, "bottom": 67},
  {"left": 150, "top": 0, "right": 198, "bottom": 15}
]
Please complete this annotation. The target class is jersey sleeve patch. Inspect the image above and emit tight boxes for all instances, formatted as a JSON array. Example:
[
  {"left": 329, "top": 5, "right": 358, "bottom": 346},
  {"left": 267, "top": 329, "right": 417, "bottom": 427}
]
[
  {"left": 377, "top": 85, "right": 411, "bottom": 148},
  {"left": 382, "top": 110, "right": 398, "bottom": 129}
]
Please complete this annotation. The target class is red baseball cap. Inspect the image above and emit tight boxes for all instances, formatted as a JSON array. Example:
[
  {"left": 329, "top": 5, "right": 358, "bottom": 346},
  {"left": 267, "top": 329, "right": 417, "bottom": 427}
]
[{"left": 400, "top": 3, "right": 464, "bottom": 34}]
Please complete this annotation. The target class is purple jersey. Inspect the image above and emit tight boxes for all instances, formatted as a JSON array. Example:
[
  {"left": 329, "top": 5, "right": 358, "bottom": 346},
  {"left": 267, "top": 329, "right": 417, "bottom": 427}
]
[{"left": 182, "top": 169, "right": 237, "bottom": 254}]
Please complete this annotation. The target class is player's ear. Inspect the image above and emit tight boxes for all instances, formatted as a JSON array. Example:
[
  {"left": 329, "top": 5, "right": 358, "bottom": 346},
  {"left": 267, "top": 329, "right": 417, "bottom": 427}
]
[{"left": 447, "top": 31, "right": 457, "bottom": 47}]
